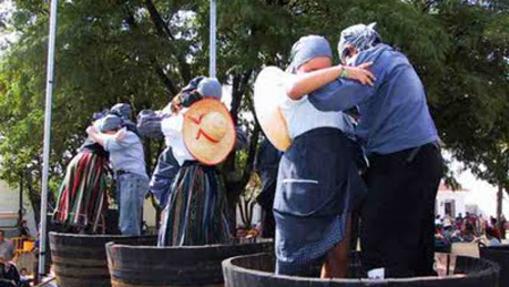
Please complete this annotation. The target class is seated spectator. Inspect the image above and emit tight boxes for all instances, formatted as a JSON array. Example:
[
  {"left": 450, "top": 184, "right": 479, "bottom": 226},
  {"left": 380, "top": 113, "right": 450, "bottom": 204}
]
[
  {"left": 486, "top": 227, "right": 502, "bottom": 246},
  {"left": 0, "top": 231, "right": 14, "bottom": 262},
  {"left": 462, "top": 223, "right": 476, "bottom": 242},
  {"left": 18, "top": 268, "right": 30, "bottom": 287},
  {"left": 0, "top": 257, "right": 20, "bottom": 287}
]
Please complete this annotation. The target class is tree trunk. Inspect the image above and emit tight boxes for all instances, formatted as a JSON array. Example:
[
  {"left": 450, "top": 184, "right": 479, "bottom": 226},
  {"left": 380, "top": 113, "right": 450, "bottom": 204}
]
[{"left": 497, "top": 184, "right": 504, "bottom": 238}]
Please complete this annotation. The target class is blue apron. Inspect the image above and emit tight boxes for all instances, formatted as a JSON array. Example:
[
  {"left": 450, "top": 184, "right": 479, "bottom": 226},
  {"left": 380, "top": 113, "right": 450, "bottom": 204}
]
[{"left": 274, "top": 127, "right": 366, "bottom": 275}]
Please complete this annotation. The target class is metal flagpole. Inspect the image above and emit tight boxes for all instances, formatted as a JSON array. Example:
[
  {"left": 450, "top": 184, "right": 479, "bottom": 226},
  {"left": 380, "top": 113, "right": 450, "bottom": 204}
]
[
  {"left": 39, "top": 0, "right": 58, "bottom": 278},
  {"left": 209, "top": 0, "right": 217, "bottom": 78}
]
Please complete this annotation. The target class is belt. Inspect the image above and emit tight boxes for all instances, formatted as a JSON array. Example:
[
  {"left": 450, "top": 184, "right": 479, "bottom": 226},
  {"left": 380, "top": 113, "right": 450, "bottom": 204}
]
[
  {"left": 406, "top": 141, "right": 440, "bottom": 164},
  {"left": 116, "top": 170, "right": 131, "bottom": 176}
]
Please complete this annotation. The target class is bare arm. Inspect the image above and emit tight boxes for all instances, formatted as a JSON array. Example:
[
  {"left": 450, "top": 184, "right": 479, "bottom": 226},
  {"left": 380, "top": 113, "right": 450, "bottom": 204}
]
[
  {"left": 86, "top": 126, "right": 126, "bottom": 148},
  {"left": 86, "top": 126, "right": 107, "bottom": 146},
  {"left": 286, "top": 63, "right": 374, "bottom": 100}
]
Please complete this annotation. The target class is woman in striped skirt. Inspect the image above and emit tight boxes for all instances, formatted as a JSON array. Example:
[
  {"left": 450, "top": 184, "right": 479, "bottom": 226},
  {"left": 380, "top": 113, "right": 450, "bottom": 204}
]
[
  {"left": 53, "top": 113, "right": 111, "bottom": 233},
  {"left": 157, "top": 77, "right": 234, "bottom": 246}
]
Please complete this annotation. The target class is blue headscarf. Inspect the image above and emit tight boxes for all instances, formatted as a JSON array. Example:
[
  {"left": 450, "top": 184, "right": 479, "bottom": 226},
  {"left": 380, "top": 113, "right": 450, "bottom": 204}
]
[
  {"left": 287, "top": 35, "right": 333, "bottom": 73},
  {"left": 110, "top": 103, "right": 133, "bottom": 120},
  {"left": 197, "top": 77, "right": 222, "bottom": 99},
  {"left": 338, "top": 23, "right": 381, "bottom": 62},
  {"left": 99, "top": 114, "right": 122, "bottom": 133}
]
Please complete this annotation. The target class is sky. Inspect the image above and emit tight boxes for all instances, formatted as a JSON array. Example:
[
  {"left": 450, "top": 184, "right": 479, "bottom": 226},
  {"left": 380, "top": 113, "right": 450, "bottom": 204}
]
[
  {"left": 0, "top": 0, "right": 506, "bottom": 219},
  {"left": 447, "top": 154, "right": 509, "bottom": 217}
]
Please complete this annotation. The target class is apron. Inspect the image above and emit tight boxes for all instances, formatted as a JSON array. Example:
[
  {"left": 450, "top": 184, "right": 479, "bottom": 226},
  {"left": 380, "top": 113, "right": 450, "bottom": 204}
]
[{"left": 274, "top": 127, "right": 366, "bottom": 275}]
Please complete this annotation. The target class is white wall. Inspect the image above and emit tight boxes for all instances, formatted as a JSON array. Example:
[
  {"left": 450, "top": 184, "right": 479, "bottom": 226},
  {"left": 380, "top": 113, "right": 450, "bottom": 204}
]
[{"left": 436, "top": 191, "right": 467, "bottom": 218}]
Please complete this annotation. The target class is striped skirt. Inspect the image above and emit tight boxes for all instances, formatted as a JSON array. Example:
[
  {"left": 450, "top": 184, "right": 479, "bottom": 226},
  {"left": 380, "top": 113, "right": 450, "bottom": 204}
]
[
  {"left": 53, "top": 150, "right": 110, "bottom": 232},
  {"left": 158, "top": 163, "right": 232, "bottom": 246}
]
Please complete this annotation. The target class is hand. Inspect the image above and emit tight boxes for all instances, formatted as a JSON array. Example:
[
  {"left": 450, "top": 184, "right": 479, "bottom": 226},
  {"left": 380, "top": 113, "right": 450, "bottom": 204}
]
[
  {"left": 170, "top": 96, "right": 183, "bottom": 114},
  {"left": 86, "top": 125, "right": 97, "bottom": 135},
  {"left": 343, "top": 62, "right": 376, "bottom": 86}
]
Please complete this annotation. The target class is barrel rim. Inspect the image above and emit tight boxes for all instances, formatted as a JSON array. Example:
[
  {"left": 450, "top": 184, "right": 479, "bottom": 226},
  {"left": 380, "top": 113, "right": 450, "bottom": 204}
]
[
  {"left": 49, "top": 231, "right": 143, "bottom": 240},
  {"left": 479, "top": 244, "right": 509, "bottom": 251},
  {"left": 222, "top": 252, "right": 500, "bottom": 284},
  {"left": 105, "top": 238, "right": 273, "bottom": 251}
]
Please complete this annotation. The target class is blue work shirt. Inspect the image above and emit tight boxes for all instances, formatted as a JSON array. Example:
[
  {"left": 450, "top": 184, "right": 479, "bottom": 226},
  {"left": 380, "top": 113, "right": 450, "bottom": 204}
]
[
  {"left": 104, "top": 129, "right": 148, "bottom": 179},
  {"left": 309, "top": 44, "right": 439, "bottom": 155}
]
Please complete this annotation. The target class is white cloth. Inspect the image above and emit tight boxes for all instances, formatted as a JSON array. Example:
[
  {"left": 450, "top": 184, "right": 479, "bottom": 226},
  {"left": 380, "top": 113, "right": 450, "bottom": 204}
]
[
  {"left": 279, "top": 93, "right": 352, "bottom": 140},
  {"left": 160, "top": 109, "right": 195, "bottom": 166}
]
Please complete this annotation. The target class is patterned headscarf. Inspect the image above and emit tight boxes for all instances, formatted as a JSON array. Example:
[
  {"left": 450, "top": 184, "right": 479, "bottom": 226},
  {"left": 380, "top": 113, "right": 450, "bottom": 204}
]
[
  {"left": 338, "top": 23, "right": 381, "bottom": 62},
  {"left": 287, "top": 35, "right": 333, "bottom": 73}
]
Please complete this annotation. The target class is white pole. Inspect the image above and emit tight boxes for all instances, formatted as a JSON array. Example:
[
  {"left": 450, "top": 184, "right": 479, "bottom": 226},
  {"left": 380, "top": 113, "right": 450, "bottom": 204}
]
[
  {"left": 39, "top": 0, "right": 58, "bottom": 278},
  {"left": 209, "top": 0, "right": 216, "bottom": 78}
]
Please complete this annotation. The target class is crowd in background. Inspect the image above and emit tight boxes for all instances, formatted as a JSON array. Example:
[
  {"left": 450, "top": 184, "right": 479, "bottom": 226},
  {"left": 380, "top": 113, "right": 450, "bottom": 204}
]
[{"left": 435, "top": 212, "right": 507, "bottom": 247}]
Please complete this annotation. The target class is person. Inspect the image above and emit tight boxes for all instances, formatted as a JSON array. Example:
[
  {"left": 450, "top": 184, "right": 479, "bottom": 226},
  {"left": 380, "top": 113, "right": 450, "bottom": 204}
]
[
  {"left": 0, "top": 231, "right": 13, "bottom": 263},
  {"left": 300, "top": 23, "right": 443, "bottom": 277},
  {"left": 254, "top": 138, "right": 282, "bottom": 239},
  {"left": 490, "top": 217, "right": 502, "bottom": 240},
  {"left": 18, "top": 221, "right": 30, "bottom": 239},
  {"left": 0, "top": 257, "right": 19, "bottom": 287},
  {"left": 486, "top": 227, "right": 502, "bottom": 246},
  {"left": 87, "top": 114, "right": 149, "bottom": 236},
  {"left": 269, "top": 35, "right": 371, "bottom": 278},
  {"left": 53, "top": 112, "right": 111, "bottom": 233},
  {"left": 18, "top": 268, "right": 30, "bottom": 287},
  {"left": 157, "top": 77, "right": 233, "bottom": 246}
]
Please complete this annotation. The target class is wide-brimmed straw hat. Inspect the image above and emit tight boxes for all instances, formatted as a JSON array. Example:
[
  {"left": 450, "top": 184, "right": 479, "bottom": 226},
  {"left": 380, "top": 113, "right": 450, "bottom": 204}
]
[
  {"left": 183, "top": 98, "right": 236, "bottom": 165},
  {"left": 254, "top": 66, "right": 293, "bottom": 151}
]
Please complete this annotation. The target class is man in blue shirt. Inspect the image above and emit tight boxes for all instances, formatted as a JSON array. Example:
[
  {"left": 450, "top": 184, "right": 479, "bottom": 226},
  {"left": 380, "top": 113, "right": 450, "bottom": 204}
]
[
  {"left": 308, "top": 23, "right": 443, "bottom": 277},
  {"left": 87, "top": 114, "right": 149, "bottom": 236}
]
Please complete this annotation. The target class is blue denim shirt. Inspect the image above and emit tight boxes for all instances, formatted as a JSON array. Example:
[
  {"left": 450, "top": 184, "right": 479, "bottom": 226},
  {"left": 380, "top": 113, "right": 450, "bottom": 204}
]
[
  {"left": 309, "top": 44, "right": 439, "bottom": 155},
  {"left": 104, "top": 130, "right": 148, "bottom": 179}
]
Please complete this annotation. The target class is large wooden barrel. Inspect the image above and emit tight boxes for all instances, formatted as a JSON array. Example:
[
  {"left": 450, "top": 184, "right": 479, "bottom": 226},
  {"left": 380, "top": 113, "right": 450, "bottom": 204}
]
[
  {"left": 222, "top": 253, "right": 500, "bottom": 287},
  {"left": 106, "top": 239, "right": 273, "bottom": 286},
  {"left": 479, "top": 244, "right": 509, "bottom": 287},
  {"left": 49, "top": 232, "right": 156, "bottom": 287}
]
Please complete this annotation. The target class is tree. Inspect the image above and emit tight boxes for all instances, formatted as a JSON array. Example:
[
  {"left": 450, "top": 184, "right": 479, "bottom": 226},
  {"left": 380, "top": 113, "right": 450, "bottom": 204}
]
[{"left": 0, "top": 0, "right": 507, "bottom": 228}]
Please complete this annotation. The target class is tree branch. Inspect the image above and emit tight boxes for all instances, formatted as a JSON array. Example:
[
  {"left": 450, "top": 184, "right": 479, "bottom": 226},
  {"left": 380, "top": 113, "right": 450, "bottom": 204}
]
[{"left": 144, "top": 0, "right": 192, "bottom": 82}]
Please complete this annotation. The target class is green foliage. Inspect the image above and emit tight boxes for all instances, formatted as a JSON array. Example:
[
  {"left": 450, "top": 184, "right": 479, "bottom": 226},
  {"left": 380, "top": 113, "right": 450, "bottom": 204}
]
[{"left": 0, "top": 0, "right": 507, "bottom": 209}]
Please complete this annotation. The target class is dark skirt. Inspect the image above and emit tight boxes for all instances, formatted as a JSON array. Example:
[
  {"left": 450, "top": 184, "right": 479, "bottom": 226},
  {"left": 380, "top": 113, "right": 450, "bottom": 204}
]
[
  {"left": 53, "top": 150, "right": 110, "bottom": 232},
  {"left": 274, "top": 127, "right": 366, "bottom": 275},
  {"left": 157, "top": 162, "right": 232, "bottom": 246}
]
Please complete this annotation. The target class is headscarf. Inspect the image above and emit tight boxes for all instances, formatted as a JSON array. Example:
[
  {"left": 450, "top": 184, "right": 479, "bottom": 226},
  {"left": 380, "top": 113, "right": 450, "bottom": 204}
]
[
  {"left": 110, "top": 103, "right": 133, "bottom": 120},
  {"left": 287, "top": 35, "right": 333, "bottom": 74},
  {"left": 338, "top": 23, "right": 381, "bottom": 63},
  {"left": 197, "top": 77, "right": 222, "bottom": 99},
  {"left": 180, "top": 77, "right": 222, "bottom": 107},
  {"left": 99, "top": 114, "right": 122, "bottom": 133}
]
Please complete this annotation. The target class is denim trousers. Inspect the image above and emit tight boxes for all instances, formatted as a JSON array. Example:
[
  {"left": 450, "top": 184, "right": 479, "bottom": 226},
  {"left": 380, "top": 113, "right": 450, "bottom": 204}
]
[{"left": 116, "top": 173, "right": 149, "bottom": 236}]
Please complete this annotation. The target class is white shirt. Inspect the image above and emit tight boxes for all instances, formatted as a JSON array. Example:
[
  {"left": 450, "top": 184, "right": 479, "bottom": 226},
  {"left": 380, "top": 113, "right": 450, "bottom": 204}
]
[
  {"left": 160, "top": 109, "right": 195, "bottom": 166},
  {"left": 280, "top": 94, "right": 353, "bottom": 140}
]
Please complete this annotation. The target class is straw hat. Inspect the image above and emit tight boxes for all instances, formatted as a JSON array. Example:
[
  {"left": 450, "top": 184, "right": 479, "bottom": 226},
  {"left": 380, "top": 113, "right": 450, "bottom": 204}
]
[
  {"left": 183, "top": 98, "right": 236, "bottom": 165},
  {"left": 254, "top": 66, "right": 293, "bottom": 151}
]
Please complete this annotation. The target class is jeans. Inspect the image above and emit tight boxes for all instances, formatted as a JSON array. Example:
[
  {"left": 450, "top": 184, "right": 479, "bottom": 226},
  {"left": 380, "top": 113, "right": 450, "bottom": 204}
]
[{"left": 117, "top": 173, "right": 149, "bottom": 236}]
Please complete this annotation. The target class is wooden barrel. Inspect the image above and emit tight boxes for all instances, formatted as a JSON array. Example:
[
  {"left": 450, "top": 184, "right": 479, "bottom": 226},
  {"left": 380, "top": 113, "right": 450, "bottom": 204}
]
[
  {"left": 222, "top": 253, "right": 500, "bottom": 287},
  {"left": 49, "top": 232, "right": 156, "bottom": 287},
  {"left": 479, "top": 244, "right": 509, "bottom": 287},
  {"left": 106, "top": 239, "right": 273, "bottom": 286}
]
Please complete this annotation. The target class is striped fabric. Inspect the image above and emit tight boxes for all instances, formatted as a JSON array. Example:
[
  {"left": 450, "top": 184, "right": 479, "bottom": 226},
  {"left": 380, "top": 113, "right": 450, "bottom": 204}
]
[
  {"left": 158, "top": 163, "right": 232, "bottom": 246},
  {"left": 52, "top": 150, "right": 110, "bottom": 232}
]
